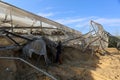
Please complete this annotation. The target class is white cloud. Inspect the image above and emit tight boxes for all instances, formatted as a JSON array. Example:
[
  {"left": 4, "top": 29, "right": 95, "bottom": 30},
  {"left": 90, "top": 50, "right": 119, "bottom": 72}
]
[
  {"left": 54, "top": 16, "right": 120, "bottom": 34},
  {"left": 39, "top": 7, "right": 54, "bottom": 12},
  {"left": 44, "top": 7, "right": 53, "bottom": 10},
  {"left": 38, "top": 12, "right": 54, "bottom": 17},
  {"left": 55, "top": 16, "right": 95, "bottom": 27},
  {"left": 55, "top": 17, "right": 120, "bottom": 27},
  {"left": 94, "top": 18, "right": 120, "bottom": 26},
  {"left": 56, "top": 18, "right": 86, "bottom": 24}
]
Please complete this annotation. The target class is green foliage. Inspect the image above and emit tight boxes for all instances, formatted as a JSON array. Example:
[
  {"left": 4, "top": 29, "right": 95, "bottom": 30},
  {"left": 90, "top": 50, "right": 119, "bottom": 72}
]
[
  {"left": 108, "top": 36, "right": 120, "bottom": 47},
  {"left": 116, "top": 36, "right": 120, "bottom": 39}
]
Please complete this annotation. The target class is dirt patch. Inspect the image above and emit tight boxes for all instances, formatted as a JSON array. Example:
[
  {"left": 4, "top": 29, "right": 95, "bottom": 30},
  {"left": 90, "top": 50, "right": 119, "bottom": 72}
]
[{"left": 0, "top": 45, "right": 120, "bottom": 80}]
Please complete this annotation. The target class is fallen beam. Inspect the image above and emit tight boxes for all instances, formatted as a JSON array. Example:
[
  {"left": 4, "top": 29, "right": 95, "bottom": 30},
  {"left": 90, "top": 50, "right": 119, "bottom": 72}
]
[
  {"left": 0, "top": 56, "right": 57, "bottom": 80},
  {"left": 3, "top": 30, "right": 33, "bottom": 41}
]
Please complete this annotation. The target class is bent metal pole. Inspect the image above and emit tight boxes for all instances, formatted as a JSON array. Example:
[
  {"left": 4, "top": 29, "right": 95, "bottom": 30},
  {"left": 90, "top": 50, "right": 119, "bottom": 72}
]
[{"left": 0, "top": 56, "right": 57, "bottom": 80}]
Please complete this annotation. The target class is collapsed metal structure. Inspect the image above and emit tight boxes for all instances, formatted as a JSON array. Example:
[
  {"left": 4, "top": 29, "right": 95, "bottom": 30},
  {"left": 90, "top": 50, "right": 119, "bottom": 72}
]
[
  {"left": 0, "top": 1, "right": 109, "bottom": 50},
  {"left": 0, "top": 1, "right": 118, "bottom": 80},
  {"left": 0, "top": 1, "right": 81, "bottom": 42},
  {"left": 83, "top": 20, "right": 109, "bottom": 51},
  {"left": 61, "top": 20, "right": 109, "bottom": 53}
]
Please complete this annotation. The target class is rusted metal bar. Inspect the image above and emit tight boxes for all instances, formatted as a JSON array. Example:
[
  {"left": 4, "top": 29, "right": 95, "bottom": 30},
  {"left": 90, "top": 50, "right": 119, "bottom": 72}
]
[
  {"left": 3, "top": 30, "right": 33, "bottom": 41},
  {"left": 6, "top": 34, "right": 20, "bottom": 46}
]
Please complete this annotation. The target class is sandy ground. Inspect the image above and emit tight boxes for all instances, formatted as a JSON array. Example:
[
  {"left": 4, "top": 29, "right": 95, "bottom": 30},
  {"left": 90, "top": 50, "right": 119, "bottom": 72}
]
[
  {"left": 0, "top": 43, "right": 120, "bottom": 80},
  {"left": 45, "top": 47, "right": 120, "bottom": 80}
]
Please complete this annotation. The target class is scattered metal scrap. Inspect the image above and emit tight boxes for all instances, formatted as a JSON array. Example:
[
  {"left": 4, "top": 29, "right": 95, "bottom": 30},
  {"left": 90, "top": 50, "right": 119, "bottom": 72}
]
[{"left": 0, "top": 0, "right": 120, "bottom": 80}]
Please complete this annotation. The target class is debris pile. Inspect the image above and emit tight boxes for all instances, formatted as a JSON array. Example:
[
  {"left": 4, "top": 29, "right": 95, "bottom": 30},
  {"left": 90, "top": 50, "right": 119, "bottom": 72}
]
[{"left": 0, "top": 1, "right": 120, "bottom": 80}]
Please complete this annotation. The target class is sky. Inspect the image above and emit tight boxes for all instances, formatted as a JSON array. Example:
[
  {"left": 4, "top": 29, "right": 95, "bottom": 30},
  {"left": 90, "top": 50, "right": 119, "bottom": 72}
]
[{"left": 2, "top": 0, "right": 120, "bottom": 35}]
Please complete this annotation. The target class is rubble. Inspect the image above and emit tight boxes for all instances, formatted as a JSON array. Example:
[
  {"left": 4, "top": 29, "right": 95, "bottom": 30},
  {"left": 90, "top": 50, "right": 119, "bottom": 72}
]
[{"left": 0, "top": 1, "right": 120, "bottom": 80}]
